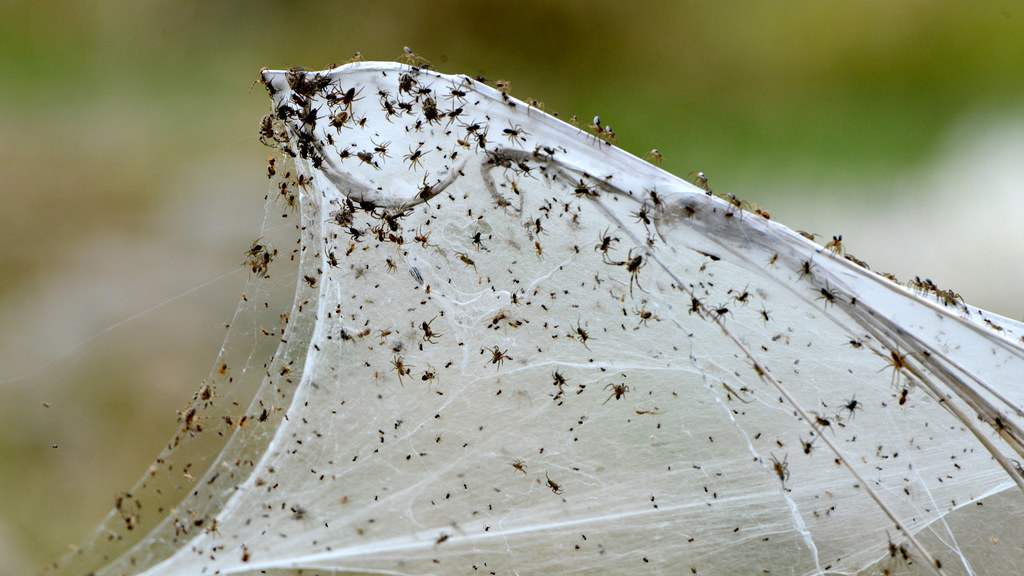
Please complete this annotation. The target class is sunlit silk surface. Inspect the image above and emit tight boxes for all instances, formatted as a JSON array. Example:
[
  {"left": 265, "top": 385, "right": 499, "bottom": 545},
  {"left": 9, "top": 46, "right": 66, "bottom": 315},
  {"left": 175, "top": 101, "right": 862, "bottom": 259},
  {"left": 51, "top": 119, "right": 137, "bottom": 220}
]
[{"left": 53, "top": 62, "right": 1024, "bottom": 576}]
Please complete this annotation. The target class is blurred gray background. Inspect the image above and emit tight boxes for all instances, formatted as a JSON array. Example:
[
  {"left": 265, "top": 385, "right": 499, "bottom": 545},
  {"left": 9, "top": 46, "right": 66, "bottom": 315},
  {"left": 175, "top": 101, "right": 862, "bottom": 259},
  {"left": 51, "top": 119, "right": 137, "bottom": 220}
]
[{"left": 1, "top": 1, "right": 1022, "bottom": 572}]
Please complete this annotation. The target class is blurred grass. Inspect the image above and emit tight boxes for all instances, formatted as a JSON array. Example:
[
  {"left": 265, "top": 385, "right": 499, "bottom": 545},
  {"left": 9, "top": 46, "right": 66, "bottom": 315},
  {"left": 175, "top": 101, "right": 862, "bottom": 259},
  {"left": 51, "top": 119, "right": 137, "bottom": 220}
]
[{"left": 1, "top": 0, "right": 1023, "bottom": 571}]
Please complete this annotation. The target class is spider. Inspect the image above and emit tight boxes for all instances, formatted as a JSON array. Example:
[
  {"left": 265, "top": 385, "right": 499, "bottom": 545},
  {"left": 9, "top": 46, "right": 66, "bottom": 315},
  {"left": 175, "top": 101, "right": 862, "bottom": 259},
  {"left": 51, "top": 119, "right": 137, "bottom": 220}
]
[
  {"left": 574, "top": 179, "right": 598, "bottom": 198},
  {"left": 397, "top": 46, "right": 432, "bottom": 69},
  {"left": 446, "top": 81, "right": 468, "bottom": 103},
  {"left": 379, "top": 95, "right": 399, "bottom": 121},
  {"left": 404, "top": 144, "right": 427, "bottom": 170},
  {"left": 503, "top": 122, "right": 528, "bottom": 145},
  {"left": 595, "top": 228, "right": 619, "bottom": 261},
  {"left": 879, "top": 348, "right": 909, "bottom": 387},
  {"left": 800, "top": 436, "right": 816, "bottom": 455},
  {"left": 420, "top": 366, "right": 438, "bottom": 385},
  {"left": 244, "top": 239, "right": 276, "bottom": 278},
  {"left": 798, "top": 260, "right": 815, "bottom": 281},
  {"left": 552, "top": 370, "right": 567, "bottom": 391},
  {"left": 331, "top": 86, "right": 363, "bottom": 111},
  {"left": 545, "top": 473, "right": 563, "bottom": 495},
  {"left": 688, "top": 296, "right": 704, "bottom": 316},
  {"left": 391, "top": 355, "right": 413, "bottom": 385},
  {"left": 634, "top": 306, "right": 657, "bottom": 326},
  {"left": 421, "top": 97, "right": 440, "bottom": 124},
  {"left": 485, "top": 346, "right": 511, "bottom": 369},
  {"left": 769, "top": 452, "right": 789, "bottom": 484},
  {"left": 824, "top": 234, "right": 845, "bottom": 256},
  {"left": 603, "top": 383, "right": 630, "bottom": 405},
  {"left": 570, "top": 321, "right": 593, "bottom": 350},
  {"left": 633, "top": 204, "right": 652, "bottom": 226},
  {"left": 258, "top": 115, "right": 279, "bottom": 146},
  {"left": 817, "top": 284, "right": 839, "bottom": 308},
  {"left": 618, "top": 250, "right": 645, "bottom": 296},
  {"left": 511, "top": 459, "right": 527, "bottom": 475},
  {"left": 688, "top": 170, "right": 711, "bottom": 194},
  {"left": 732, "top": 285, "right": 752, "bottom": 306},
  {"left": 456, "top": 251, "right": 477, "bottom": 272},
  {"left": 414, "top": 227, "right": 433, "bottom": 248},
  {"left": 585, "top": 115, "right": 605, "bottom": 140},
  {"left": 420, "top": 317, "right": 442, "bottom": 343},
  {"left": 371, "top": 138, "right": 391, "bottom": 159},
  {"left": 265, "top": 155, "right": 276, "bottom": 178},
  {"left": 356, "top": 150, "right": 379, "bottom": 169},
  {"left": 329, "top": 110, "right": 350, "bottom": 131},
  {"left": 841, "top": 395, "right": 862, "bottom": 419}
]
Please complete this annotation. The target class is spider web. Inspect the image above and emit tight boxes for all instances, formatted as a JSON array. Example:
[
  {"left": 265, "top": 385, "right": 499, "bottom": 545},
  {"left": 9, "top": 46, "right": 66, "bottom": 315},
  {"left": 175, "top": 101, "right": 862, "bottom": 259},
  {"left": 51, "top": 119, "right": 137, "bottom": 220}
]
[{"left": 51, "top": 62, "right": 1024, "bottom": 576}]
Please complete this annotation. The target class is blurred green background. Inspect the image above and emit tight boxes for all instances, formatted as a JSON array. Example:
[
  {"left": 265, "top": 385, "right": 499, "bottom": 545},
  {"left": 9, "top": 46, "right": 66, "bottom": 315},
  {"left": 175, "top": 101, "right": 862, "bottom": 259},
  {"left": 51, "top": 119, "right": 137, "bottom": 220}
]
[{"left": 1, "top": 1, "right": 1023, "bottom": 572}]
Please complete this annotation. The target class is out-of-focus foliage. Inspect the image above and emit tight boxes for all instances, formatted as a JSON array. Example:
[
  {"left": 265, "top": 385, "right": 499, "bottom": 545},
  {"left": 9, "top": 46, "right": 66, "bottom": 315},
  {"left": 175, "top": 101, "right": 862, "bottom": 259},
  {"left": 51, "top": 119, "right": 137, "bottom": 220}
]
[{"left": 1, "top": 1, "right": 1022, "bottom": 572}]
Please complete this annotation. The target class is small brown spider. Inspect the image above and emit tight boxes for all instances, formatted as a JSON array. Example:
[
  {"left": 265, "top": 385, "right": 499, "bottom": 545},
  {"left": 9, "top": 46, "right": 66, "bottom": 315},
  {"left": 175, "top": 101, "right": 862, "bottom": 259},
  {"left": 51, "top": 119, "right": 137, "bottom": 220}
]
[
  {"left": 456, "top": 251, "right": 477, "bottom": 271},
  {"left": 485, "top": 346, "right": 511, "bottom": 369},
  {"left": 511, "top": 459, "right": 527, "bottom": 475},
  {"left": 824, "top": 234, "right": 845, "bottom": 256},
  {"left": 391, "top": 355, "right": 413, "bottom": 385},
  {"left": 620, "top": 250, "right": 645, "bottom": 295},
  {"left": 688, "top": 170, "right": 711, "bottom": 193},
  {"left": 414, "top": 227, "right": 433, "bottom": 248},
  {"left": 879, "top": 348, "right": 909, "bottom": 387},
  {"left": 552, "top": 370, "right": 567, "bottom": 391},
  {"left": 595, "top": 228, "right": 619, "bottom": 261},
  {"left": 420, "top": 365, "right": 438, "bottom": 385},
  {"left": 634, "top": 306, "right": 657, "bottom": 326},
  {"left": 798, "top": 260, "right": 815, "bottom": 280},
  {"left": 800, "top": 436, "right": 815, "bottom": 455},
  {"left": 570, "top": 321, "right": 593, "bottom": 350},
  {"left": 769, "top": 452, "right": 789, "bottom": 484},
  {"left": 420, "top": 317, "right": 442, "bottom": 343},
  {"left": 603, "top": 383, "right": 630, "bottom": 405},
  {"left": 545, "top": 473, "right": 563, "bottom": 495}
]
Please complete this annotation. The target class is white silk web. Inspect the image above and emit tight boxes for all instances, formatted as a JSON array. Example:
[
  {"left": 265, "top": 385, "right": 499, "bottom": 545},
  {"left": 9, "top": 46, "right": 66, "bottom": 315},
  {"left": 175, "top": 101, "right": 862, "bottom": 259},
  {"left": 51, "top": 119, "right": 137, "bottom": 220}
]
[{"left": 52, "top": 62, "right": 1024, "bottom": 576}]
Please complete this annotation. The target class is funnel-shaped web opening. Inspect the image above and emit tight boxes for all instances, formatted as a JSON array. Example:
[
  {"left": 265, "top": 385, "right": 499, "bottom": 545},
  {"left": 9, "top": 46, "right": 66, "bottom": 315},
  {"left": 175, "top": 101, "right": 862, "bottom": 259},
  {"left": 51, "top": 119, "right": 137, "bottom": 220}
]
[{"left": 52, "top": 63, "right": 1024, "bottom": 576}]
